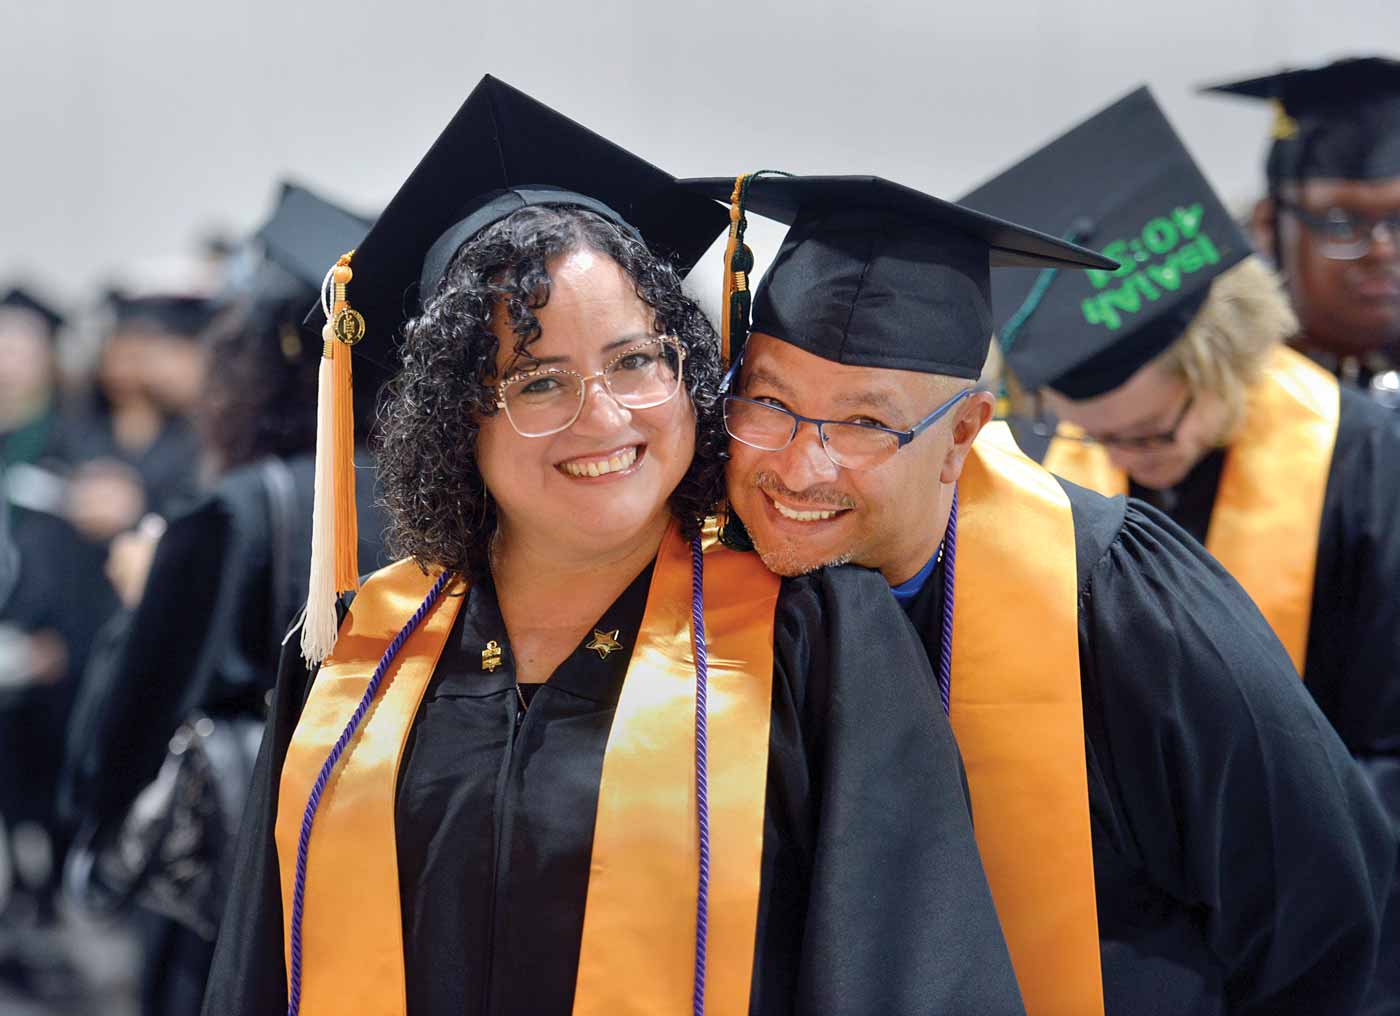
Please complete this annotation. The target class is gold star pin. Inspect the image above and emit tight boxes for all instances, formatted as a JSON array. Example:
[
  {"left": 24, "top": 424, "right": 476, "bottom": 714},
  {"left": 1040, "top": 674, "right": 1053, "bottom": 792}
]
[
  {"left": 482, "top": 640, "right": 503, "bottom": 673},
  {"left": 585, "top": 629, "right": 624, "bottom": 660}
]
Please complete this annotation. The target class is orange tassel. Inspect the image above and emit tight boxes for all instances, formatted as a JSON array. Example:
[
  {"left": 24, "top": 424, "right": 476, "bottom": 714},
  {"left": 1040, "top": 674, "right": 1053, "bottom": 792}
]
[
  {"left": 302, "top": 252, "right": 364, "bottom": 665},
  {"left": 331, "top": 334, "right": 359, "bottom": 591}
]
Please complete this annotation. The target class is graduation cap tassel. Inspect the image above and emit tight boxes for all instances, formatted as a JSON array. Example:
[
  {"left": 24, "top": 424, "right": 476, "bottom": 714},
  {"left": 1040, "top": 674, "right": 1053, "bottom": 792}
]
[
  {"left": 719, "top": 174, "right": 756, "bottom": 368},
  {"left": 1269, "top": 99, "right": 1300, "bottom": 140},
  {"left": 301, "top": 252, "right": 365, "bottom": 666},
  {"left": 715, "top": 173, "right": 756, "bottom": 550}
]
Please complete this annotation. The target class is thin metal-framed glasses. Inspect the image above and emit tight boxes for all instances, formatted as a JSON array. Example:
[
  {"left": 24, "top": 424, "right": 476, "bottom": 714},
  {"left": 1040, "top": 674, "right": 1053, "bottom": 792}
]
[
  {"left": 1275, "top": 198, "right": 1400, "bottom": 261},
  {"left": 723, "top": 388, "right": 975, "bottom": 471},
  {"left": 1022, "top": 390, "right": 1194, "bottom": 450},
  {"left": 495, "top": 335, "right": 687, "bottom": 438}
]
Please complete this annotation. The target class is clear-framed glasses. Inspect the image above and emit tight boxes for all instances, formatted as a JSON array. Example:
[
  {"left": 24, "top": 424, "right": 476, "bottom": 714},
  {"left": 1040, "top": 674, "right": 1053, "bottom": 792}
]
[
  {"left": 722, "top": 388, "right": 974, "bottom": 471},
  {"left": 1015, "top": 390, "right": 1194, "bottom": 450},
  {"left": 1276, "top": 199, "right": 1400, "bottom": 261},
  {"left": 496, "top": 336, "right": 687, "bottom": 438}
]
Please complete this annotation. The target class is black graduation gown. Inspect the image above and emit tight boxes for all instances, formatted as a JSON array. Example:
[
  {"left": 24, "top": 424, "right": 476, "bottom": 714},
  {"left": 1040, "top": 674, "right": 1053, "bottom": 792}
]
[
  {"left": 68, "top": 413, "right": 202, "bottom": 520},
  {"left": 203, "top": 561, "right": 1027, "bottom": 1016},
  {"left": 62, "top": 452, "right": 388, "bottom": 835},
  {"left": 902, "top": 485, "right": 1395, "bottom": 1015},
  {"left": 56, "top": 453, "right": 385, "bottom": 1016},
  {"left": 1124, "top": 388, "right": 1400, "bottom": 1012},
  {"left": 0, "top": 503, "right": 113, "bottom": 838}
]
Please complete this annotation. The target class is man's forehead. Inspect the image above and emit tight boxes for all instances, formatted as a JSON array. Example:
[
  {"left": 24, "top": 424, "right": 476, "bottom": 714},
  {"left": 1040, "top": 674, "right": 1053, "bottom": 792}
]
[{"left": 742, "top": 332, "right": 937, "bottom": 403}]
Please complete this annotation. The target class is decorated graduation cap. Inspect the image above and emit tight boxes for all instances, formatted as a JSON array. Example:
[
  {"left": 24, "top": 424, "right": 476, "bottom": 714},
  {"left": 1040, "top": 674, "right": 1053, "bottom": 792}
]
[
  {"left": 0, "top": 288, "right": 65, "bottom": 339},
  {"left": 299, "top": 74, "right": 728, "bottom": 665},
  {"left": 958, "top": 86, "right": 1251, "bottom": 399},
  {"left": 682, "top": 173, "right": 1116, "bottom": 379},
  {"left": 1202, "top": 56, "right": 1400, "bottom": 186}
]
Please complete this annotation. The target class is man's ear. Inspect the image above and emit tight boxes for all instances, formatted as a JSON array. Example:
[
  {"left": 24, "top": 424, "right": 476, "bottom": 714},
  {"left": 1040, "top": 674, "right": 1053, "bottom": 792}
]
[
  {"left": 1250, "top": 196, "right": 1278, "bottom": 264},
  {"left": 941, "top": 390, "right": 995, "bottom": 484}
]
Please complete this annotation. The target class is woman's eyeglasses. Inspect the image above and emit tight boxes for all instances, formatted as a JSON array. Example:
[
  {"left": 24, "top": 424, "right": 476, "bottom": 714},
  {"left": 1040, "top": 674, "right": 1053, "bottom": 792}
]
[
  {"left": 1020, "top": 391, "right": 1194, "bottom": 451},
  {"left": 495, "top": 336, "right": 686, "bottom": 438},
  {"left": 1276, "top": 199, "right": 1400, "bottom": 261}
]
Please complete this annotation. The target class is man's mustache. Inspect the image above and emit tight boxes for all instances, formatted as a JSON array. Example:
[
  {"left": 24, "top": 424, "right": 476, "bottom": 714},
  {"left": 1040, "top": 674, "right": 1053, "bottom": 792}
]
[{"left": 748, "top": 472, "right": 857, "bottom": 510}]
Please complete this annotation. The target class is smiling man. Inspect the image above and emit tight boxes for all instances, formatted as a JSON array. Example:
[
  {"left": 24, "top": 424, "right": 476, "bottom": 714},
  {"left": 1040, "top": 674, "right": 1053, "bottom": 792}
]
[
  {"left": 1206, "top": 57, "right": 1400, "bottom": 399},
  {"left": 687, "top": 169, "right": 1395, "bottom": 1016},
  {"left": 965, "top": 85, "right": 1400, "bottom": 1015}
]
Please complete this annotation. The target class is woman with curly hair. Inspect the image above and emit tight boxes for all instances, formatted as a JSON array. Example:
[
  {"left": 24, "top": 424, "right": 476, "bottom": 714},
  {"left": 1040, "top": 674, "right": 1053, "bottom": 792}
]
[{"left": 203, "top": 78, "right": 1024, "bottom": 1016}]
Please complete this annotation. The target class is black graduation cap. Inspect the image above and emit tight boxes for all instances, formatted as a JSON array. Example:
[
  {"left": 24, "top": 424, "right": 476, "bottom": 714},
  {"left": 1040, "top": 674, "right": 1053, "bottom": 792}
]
[
  {"left": 0, "top": 288, "right": 65, "bottom": 339},
  {"left": 319, "top": 74, "right": 730, "bottom": 354},
  {"left": 297, "top": 74, "right": 729, "bottom": 666},
  {"left": 257, "top": 182, "right": 373, "bottom": 292},
  {"left": 959, "top": 86, "right": 1251, "bottom": 399},
  {"left": 1202, "top": 56, "right": 1400, "bottom": 185},
  {"left": 107, "top": 291, "right": 220, "bottom": 339},
  {"left": 681, "top": 174, "right": 1116, "bottom": 379},
  {"left": 229, "top": 182, "right": 378, "bottom": 366}
]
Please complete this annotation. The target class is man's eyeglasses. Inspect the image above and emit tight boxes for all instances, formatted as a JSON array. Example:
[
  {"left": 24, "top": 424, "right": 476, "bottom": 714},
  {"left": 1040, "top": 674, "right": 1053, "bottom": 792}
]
[
  {"left": 1276, "top": 199, "right": 1400, "bottom": 261},
  {"left": 723, "top": 388, "right": 974, "bottom": 471},
  {"left": 495, "top": 336, "right": 686, "bottom": 438},
  {"left": 1022, "top": 391, "right": 1194, "bottom": 451}
]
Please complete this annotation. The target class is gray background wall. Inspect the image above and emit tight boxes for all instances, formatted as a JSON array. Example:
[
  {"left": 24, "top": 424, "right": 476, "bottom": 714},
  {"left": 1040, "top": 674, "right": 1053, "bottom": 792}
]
[{"left": 4, "top": 0, "right": 1396, "bottom": 307}]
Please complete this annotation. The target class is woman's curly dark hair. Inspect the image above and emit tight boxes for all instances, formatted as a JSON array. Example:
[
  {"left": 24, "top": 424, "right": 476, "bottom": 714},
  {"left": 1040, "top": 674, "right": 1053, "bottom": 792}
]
[
  {"left": 197, "top": 283, "right": 379, "bottom": 475},
  {"left": 197, "top": 289, "right": 320, "bottom": 475},
  {"left": 376, "top": 204, "right": 725, "bottom": 579}
]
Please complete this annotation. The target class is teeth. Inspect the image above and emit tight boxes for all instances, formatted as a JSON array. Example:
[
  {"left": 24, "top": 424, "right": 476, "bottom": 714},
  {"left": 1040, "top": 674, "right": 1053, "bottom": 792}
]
[
  {"left": 562, "top": 446, "right": 637, "bottom": 477},
  {"left": 772, "top": 499, "right": 840, "bottom": 522}
]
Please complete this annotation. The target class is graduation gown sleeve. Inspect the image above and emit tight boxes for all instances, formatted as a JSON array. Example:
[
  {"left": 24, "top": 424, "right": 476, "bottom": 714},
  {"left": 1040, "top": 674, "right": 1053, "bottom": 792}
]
[
  {"left": 1304, "top": 390, "right": 1400, "bottom": 1013},
  {"left": 200, "top": 626, "right": 313, "bottom": 1016},
  {"left": 758, "top": 564, "right": 1026, "bottom": 1016},
  {"left": 1305, "top": 389, "right": 1400, "bottom": 762},
  {"left": 1073, "top": 492, "right": 1395, "bottom": 1015}
]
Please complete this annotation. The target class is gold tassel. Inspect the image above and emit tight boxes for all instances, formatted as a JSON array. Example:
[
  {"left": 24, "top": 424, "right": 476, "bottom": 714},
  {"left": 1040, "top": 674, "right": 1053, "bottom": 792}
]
[
  {"left": 720, "top": 173, "right": 754, "bottom": 368},
  {"left": 1270, "top": 99, "right": 1299, "bottom": 140},
  {"left": 302, "top": 251, "right": 364, "bottom": 666},
  {"left": 716, "top": 174, "right": 756, "bottom": 549}
]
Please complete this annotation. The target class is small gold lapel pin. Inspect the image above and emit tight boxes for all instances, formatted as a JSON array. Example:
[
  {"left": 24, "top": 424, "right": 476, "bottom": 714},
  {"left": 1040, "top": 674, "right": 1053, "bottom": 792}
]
[
  {"left": 585, "top": 629, "right": 624, "bottom": 660},
  {"left": 482, "top": 640, "right": 503, "bottom": 673}
]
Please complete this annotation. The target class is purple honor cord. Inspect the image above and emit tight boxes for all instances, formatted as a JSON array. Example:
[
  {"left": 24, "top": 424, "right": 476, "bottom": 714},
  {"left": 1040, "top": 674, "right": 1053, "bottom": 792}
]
[
  {"left": 283, "top": 542, "right": 715, "bottom": 1016},
  {"left": 689, "top": 533, "right": 712, "bottom": 1016},
  {"left": 285, "top": 569, "right": 451, "bottom": 1016},
  {"left": 937, "top": 489, "right": 959, "bottom": 716}
]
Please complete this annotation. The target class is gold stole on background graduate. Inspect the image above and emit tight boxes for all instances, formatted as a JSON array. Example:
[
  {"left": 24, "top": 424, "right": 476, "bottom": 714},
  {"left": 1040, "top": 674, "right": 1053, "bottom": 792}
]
[
  {"left": 274, "top": 523, "right": 779, "bottom": 1016},
  {"left": 956, "top": 424, "right": 1105, "bottom": 1016},
  {"left": 1042, "top": 346, "right": 1339, "bottom": 673}
]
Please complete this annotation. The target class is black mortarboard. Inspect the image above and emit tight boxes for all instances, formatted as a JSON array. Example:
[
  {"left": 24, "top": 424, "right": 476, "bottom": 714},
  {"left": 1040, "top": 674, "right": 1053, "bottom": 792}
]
[
  {"left": 959, "top": 86, "right": 1251, "bottom": 399},
  {"left": 257, "top": 182, "right": 374, "bottom": 293},
  {"left": 1202, "top": 56, "right": 1400, "bottom": 185},
  {"left": 681, "top": 174, "right": 1116, "bottom": 379},
  {"left": 317, "top": 74, "right": 729, "bottom": 349},
  {"left": 231, "top": 182, "right": 378, "bottom": 365},
  {"left": 107, "top": 292, "right": 220, "bottom": 339},
  {"left": 298, "top": 74, "right": 728, "bottom": 666},
  {"left": 0, "top": 288, "right": 65, "bottom": 339}
]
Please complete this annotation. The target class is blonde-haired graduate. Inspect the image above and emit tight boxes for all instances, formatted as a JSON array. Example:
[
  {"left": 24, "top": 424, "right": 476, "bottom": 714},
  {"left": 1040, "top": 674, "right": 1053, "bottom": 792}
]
[{"left": 966, "top": 85, "right": 1400, "bottom": 1014}]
